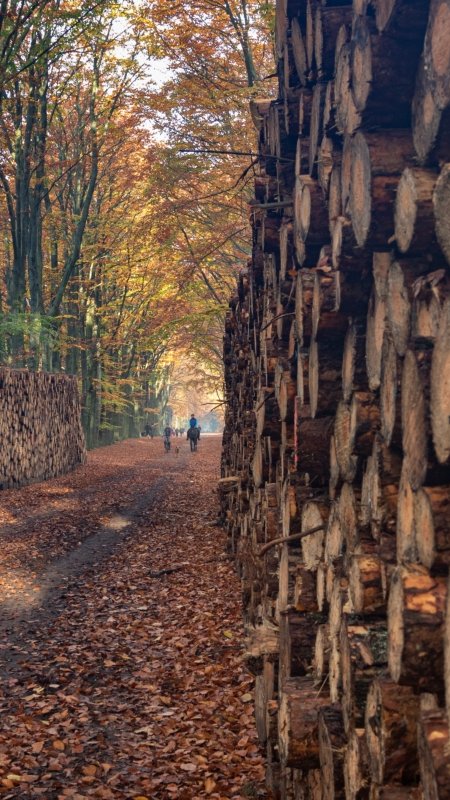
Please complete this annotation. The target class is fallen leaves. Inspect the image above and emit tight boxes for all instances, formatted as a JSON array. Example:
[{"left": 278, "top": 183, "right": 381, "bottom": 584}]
[
  {"left": 0, "top": 439, "right": 266, "bottom": 798},
  {"left": 52, "top": 739, "right": 65, "bottom": 751},
  {"left": 179, "top": 763, "right": 197, "bottom": 773},
  {"left": 205, "top": 776, "right": 217, "bottom": 794}
]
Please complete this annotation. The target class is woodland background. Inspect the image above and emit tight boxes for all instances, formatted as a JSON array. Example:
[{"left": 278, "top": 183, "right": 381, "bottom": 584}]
[{"left": 0, "top": 0, "right": 275, "bottom": 446}]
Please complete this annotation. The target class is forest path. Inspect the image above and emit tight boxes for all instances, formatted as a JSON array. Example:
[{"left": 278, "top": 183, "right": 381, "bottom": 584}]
[{"left": 0, "top": 436, "right": 266, "bottom": 799}]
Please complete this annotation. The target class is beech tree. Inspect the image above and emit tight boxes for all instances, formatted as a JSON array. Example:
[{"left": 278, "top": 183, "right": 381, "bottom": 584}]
[{"left": 0, "top": 0, "right": 273, "bottom": 443}]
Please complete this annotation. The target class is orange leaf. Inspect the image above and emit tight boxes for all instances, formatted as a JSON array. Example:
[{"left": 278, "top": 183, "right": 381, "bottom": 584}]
[
  {"left": 82, "top": 765, "right": 97, "bottom": 776},
  {"left": 53, "top": 740, "right": 65, "bottom": 751}
]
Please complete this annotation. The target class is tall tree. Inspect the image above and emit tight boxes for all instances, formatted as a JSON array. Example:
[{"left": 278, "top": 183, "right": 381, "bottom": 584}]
[{"left": 0, "top": 0, "right": 274, "bottom": 442}]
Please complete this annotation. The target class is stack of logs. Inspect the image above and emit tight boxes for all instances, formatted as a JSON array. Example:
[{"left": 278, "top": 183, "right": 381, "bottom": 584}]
[
  {"left": 220, "top": 0, "right": 450, "bottom": 797},
  {"left": 0, "top": 369, "right": 86, "bottom": 488}
]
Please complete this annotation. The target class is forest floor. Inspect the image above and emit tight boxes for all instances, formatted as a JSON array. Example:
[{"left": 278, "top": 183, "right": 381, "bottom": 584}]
[{"left": 0, "top": 435, "right": 266, "bottom": 800}]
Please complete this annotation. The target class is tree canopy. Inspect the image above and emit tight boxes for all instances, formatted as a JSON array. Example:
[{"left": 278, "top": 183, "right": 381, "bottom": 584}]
[{"left": 0, "top": 0, "right": 274, "bottom": 444}]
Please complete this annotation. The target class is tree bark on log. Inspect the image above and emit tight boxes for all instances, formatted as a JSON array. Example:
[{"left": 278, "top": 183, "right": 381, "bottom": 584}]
[
  {"left": 417, "top": 707, "right": 450, "bottom": 800},
  {"left": 314, "top": 622, "right": 330, "bottom": 682},
  {"left": 412, "top": 56, "right": 450, "bottom": 165},
  {"left": 387, "top": 564, "right": 447, "bottom": 693},
  {"left": 291, "top": 17, "right": 308, "bottom": 86},
  {"left": 365, "top": 678, "right": 420, "bottom": 785},
  {"left": 301, "top": 500, "right": 329, "bottom": 570},
  {"left": 318, "top": 704, "right": 346, "bottom": 800},
  {"left": 342, "top": 320, "right": 367, "bottom": 403},
  {"left": 297, "top": 415, "right": 334, "bottom": 483},
  {"left": 294, "top": 564, "right": 319, "bottom": 612},
  {"left": 401, "top": 350, "right": 428, "bottom": 490},
  {"left": 309, "top": 84, "right": 326, "bottom": 177},
  {"left": 279, "top": 609, "right": 319, "bottom": 684},
  {"left": 314, "top": 5, "right": 353, "bottom": 79},
  {"left": 278, "top": 677, "right": 330, "bottom": 769},
  {"left": 348, "top": 552, "right": 385, "bottom": 614},
  {"left": 431, "top": 296, "right": 450, "bottom": 464},
  {"left": 373, "top": 0, "right": 429, "bottom": 37},
  {"left": 380, "top": 334, "right": 400, "bottom": 447},
  {"left": 349, "top": 132, "right": 403, "bottom": 248},
  {"left": 350, "top": 13, "right": 420, "bottom": 129},
  {"left": 343, "top": 727, "right": 371, "bottom": 800},
  {"left": 395, "top": 167, "right": 440, "bottom": 255},
  {"left": 309, "top": 337, "right": 344, "bottom": 420},
  {"left": 340, "top": 619, "right": 388, "bottom": 733},
  {"left": 414, "top": 485, "right": 450, "bottom": 569}
]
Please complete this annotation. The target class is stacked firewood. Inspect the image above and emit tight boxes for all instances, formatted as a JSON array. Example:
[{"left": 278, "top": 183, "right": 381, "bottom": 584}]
[
  {"left": 0, "top": 369, "right": 86, "bottom": 488},
  {"left": 221, "top": 1, "right": 450, "bottom": 797}
]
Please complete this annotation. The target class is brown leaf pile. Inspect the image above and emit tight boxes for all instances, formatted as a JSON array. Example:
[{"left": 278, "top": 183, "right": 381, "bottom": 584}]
[{"left": 0, "top": 436, "right": 266, "bottom": 799}]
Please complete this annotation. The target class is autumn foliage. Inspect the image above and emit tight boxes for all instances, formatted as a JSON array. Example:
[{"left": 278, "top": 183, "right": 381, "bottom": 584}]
[{"left": 0, "top": 0, "right": 274, "bottom": 444}]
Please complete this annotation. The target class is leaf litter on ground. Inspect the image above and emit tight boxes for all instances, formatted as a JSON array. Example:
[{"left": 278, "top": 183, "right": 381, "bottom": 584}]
[{"left": 0, "top": 437, "right": 267, "bottom": 798}]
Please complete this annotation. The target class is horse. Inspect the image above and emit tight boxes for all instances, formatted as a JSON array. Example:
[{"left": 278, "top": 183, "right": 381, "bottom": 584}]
[{"left": 187, "top": 426, "right": 199, "bottom": 452}]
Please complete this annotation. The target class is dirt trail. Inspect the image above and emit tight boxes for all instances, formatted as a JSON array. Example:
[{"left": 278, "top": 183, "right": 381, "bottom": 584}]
[{"left": 0, "top": 436, "right": 266, "bottom": 799}]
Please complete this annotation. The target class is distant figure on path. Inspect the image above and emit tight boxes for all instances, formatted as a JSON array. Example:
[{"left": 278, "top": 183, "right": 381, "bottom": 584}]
[
  {"left": 144, "top": 423, "right": 154, "bottom": 438},
  {"left": 163, "top": 425, "right": 172, "bottom": 452}
]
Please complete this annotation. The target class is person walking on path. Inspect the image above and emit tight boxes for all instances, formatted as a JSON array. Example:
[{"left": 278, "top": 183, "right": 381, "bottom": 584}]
[{"left": 163, "top": 425, "right": 172, "bottom": 452}]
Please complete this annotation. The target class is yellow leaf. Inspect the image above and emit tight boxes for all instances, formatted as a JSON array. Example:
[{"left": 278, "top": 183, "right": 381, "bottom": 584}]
[
  {"left": 6, "top": 774, "right": 22, "bottom": 783},
  {"left": 241, "top": 692, "right": 252, "bottom": 703},
  {"left": 205, "top": 777, "right": 216, "bottom": 794},
  {"left": 223, "top": 630, "right": 233, "bottom": 639}
]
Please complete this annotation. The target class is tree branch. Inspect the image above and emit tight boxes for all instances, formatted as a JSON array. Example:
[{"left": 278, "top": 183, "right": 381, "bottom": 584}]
[{"left": 258, "top": 525, "right": 325, "bottom": 558}]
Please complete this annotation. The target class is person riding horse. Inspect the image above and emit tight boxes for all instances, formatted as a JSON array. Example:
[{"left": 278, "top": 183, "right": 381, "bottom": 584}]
[{"left": 187, "top": 414, "right": 199, "bottom": 451}]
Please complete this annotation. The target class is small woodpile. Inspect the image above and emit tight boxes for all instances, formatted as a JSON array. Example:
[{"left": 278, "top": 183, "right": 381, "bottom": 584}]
[
  {"left": 220, "top": 1, "right": 450, "bottom": 797},
  {"left": 0, "top": 369, "right": 86, "bottom": 488}
]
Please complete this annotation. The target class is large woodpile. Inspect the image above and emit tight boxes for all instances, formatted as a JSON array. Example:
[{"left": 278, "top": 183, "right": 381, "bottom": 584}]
[
  {"left": 0, "top": 369, "right": 86, "bottom": 488},
  {"left": 221, "top": 1, "right": 450, "bottom": 797}
]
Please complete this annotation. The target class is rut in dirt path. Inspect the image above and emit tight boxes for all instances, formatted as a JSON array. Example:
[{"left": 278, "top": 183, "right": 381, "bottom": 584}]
[
  {"left": 0, "top": 436, "right": 266, "bottom": 800},
  {"left": 0, "top": 475, "right": 169, "bottom": 655},
  {"left": 0, "top": 440, "right": 190, "bottom": 641}
]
